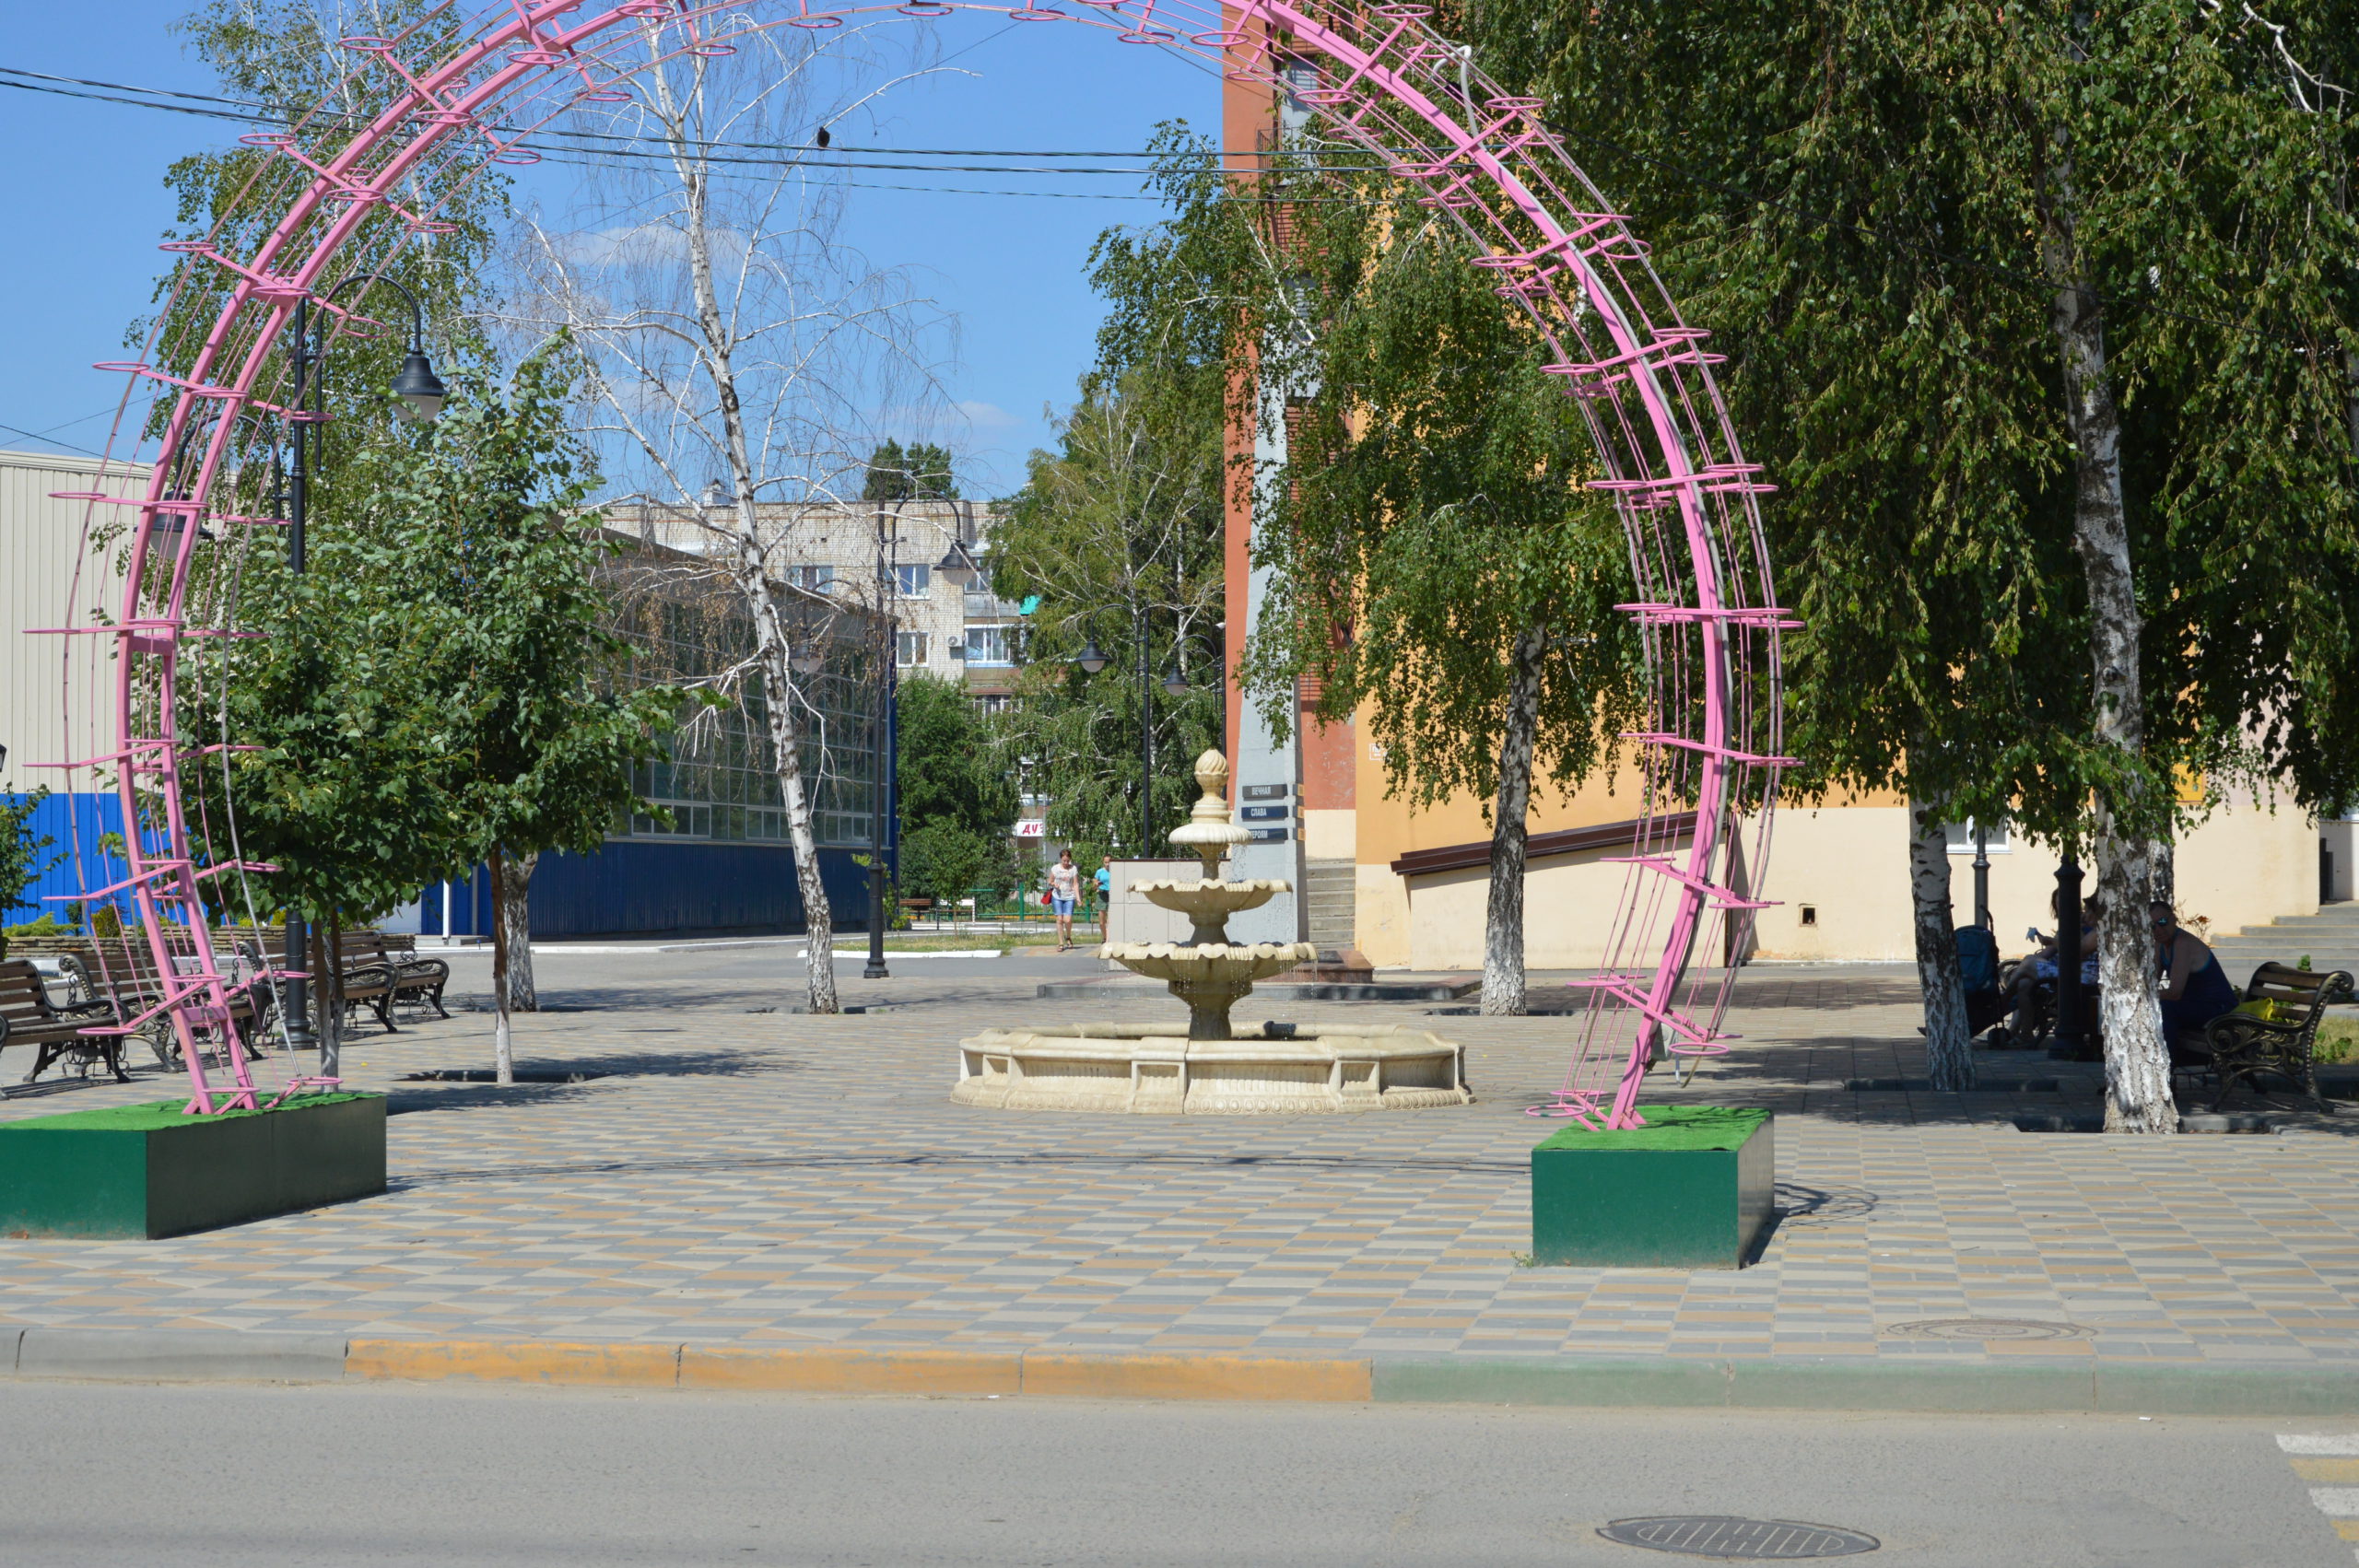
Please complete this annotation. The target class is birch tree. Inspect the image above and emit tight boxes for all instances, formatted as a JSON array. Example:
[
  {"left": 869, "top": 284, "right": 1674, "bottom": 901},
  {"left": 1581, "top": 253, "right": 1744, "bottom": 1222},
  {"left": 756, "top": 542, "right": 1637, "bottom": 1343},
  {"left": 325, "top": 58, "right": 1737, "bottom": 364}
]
[
  {"left": 1238, "top": 170, "right": 1644, "bottom": 1018},
  {"left": 1474, "top": 0, "right": 2359, "bottom": 1118},
  {"left": 508, "top": 24, "right": 950, "bottom": 1012}
]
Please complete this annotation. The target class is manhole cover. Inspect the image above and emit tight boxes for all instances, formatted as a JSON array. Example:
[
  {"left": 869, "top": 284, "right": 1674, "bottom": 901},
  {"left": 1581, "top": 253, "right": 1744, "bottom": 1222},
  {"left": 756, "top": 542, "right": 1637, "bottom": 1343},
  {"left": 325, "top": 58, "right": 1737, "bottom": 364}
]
[
  {"left": 1881, "top": 1317, "right": 2095, "bottom": 1340},
  {"left": 1599, "top": 1516, "right": 1878, "bottom": 1559}
]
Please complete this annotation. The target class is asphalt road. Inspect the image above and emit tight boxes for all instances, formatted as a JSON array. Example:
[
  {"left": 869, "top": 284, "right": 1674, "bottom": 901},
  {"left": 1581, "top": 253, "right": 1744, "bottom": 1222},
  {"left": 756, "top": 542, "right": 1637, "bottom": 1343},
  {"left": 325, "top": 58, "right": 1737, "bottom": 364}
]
[{"left": 0, "top": 1384, "right": 2343, "bottom": 1566}]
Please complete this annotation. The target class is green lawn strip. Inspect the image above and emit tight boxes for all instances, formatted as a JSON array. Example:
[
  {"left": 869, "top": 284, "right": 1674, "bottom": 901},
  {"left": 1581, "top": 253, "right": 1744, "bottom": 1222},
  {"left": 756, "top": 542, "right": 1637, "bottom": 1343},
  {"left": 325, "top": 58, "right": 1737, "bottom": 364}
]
[
  {"left": 1532, "top": 1104, "right": 1768, "bottom": 1153},
  {"left": 0, "top": 1092, "right": 378, "bottom": 1134}
]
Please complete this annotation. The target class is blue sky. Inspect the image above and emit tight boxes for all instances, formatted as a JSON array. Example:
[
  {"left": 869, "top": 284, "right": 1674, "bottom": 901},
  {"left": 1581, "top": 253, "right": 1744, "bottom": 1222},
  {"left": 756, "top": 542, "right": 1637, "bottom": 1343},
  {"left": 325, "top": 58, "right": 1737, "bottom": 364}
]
[{"left": 0, "top": 6, "right": 1218, "bottom": 497}]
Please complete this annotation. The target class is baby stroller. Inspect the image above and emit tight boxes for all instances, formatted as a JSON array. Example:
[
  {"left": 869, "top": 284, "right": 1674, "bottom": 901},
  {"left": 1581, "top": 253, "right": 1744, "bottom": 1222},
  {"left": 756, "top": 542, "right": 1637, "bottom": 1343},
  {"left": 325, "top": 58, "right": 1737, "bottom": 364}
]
[{"left": 1956, "top": 926, "right": 2013, "bottom": 1041}]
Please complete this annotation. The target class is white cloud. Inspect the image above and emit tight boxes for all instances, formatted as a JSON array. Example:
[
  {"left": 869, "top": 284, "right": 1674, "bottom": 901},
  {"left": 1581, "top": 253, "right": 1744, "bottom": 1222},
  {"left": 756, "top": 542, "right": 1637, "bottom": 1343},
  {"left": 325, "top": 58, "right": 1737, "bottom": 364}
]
[{"left": 955, "top": 400, "right": 1017, "bottom": 430}]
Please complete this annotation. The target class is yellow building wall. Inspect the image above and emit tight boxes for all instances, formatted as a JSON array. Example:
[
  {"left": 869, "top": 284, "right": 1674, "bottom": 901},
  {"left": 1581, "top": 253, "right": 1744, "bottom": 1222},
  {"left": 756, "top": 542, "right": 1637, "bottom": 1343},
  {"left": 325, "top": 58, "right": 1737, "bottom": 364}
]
[{"left": 1361, "top": 775, "right": 2317, "bottom": 970}]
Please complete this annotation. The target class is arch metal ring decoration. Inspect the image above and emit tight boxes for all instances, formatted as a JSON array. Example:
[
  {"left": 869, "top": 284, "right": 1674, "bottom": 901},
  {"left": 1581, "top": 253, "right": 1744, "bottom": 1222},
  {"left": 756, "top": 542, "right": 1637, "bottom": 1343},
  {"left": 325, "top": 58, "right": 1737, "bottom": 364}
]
[{"left": 52, "top": 0, "right": 1790, "bottom": 1127}]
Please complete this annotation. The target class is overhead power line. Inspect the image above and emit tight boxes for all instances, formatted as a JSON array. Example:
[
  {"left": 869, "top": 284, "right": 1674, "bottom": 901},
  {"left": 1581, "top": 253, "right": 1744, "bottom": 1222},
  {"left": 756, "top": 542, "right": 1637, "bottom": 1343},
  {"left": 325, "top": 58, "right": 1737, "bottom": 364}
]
[{"left": 0, "top": 64, "right": 1386, "bottom": 172}]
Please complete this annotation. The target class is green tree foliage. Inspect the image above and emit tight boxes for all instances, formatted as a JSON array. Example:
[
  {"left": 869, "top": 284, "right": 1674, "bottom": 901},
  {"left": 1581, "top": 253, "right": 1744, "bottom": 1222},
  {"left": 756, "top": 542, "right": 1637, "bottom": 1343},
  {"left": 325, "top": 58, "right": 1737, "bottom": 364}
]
[
  {"left": 148, "top": 2, "right": 499, "bottom": 445},
  {"left": 1242, "top": 177, "right": 1644, "bottom": 828},
  {"left": 994, "top": 376, "right": 1226, "bottom": 859},
  {"left": 862, "top": 439, "right": 958, "bottom": 501},
  {"left": 1463, "top": 0, "right": 2359, "bottom": 1112},
  {"left": 895, "top": 673, "right": 1016, "bottom": 843},
  {"left": 185, "top": 425, "right": 475, "bottom": 932},
  {"left": 992, "top": 130, "right": 1239, "bottom": 858},
  {"left": 890, "top": 673, "right": 1014, "bottom": 913},
  {"left": 898, "top": 821, "right": 990, "bottom": 909},
  {"left": 415, "top": 351, "right": 672, "bottom": 883},
  {"left": 1091, "top": 131, "right": 1644, "bottom": 1009}
]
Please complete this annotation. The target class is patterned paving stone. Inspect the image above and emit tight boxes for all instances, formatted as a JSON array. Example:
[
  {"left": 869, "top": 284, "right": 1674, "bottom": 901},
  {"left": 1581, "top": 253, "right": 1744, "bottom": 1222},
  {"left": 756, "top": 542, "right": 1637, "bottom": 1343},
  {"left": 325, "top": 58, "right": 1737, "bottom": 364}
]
[{"left": 0, "top": 953, "right": 2353, "bottom": 1364}]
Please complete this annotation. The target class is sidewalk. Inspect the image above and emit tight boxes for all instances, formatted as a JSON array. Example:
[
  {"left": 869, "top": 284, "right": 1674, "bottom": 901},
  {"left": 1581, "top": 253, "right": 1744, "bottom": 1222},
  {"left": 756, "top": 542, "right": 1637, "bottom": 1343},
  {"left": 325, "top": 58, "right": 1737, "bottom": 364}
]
[{"left": 1, "top": 954, "right": 2353, "bottom": 1411}]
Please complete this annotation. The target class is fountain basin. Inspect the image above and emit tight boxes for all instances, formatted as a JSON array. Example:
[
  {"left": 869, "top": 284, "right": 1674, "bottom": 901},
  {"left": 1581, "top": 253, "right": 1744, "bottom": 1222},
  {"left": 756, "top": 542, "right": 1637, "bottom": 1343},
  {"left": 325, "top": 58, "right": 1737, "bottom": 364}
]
[
  {"left": 952, "top": 1024, "right": 1473, "bottom": 1115},
  {"left": 1133, "top": 878, "right": 1287, "bottom": 924}
]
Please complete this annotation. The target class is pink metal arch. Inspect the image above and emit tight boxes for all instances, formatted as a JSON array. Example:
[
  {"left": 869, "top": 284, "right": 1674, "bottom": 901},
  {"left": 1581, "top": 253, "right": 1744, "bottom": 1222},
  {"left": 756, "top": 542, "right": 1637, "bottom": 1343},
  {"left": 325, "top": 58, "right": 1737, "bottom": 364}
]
[{"left": 50, "top": 0, "right": 1788, "bottom": 1128}]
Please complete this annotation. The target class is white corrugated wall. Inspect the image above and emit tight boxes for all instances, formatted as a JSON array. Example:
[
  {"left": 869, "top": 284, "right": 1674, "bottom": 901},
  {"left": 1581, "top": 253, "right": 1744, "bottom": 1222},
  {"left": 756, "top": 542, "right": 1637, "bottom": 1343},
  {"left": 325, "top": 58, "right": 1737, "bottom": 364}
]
[{"left": 0, "top": 448, "right": 148, "bottom": 794}]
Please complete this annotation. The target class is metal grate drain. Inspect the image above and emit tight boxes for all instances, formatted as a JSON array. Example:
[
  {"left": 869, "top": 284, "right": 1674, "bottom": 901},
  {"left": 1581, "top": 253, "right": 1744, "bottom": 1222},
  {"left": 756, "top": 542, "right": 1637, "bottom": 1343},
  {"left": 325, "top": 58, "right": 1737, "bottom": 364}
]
[
  {"left": 1881, "top": 1316, "right": 2094, "bottom": 1341},
  {"left": 1599, "top": 1516, "right": 1878, "bottom": 1559}
]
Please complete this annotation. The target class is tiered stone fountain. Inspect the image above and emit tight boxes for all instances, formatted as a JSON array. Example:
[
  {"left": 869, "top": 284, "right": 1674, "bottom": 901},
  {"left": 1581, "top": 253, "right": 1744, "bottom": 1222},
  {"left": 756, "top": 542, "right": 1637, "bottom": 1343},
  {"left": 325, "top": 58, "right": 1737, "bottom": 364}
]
[{"left": 953, "top": 751, "right": 1473, "bottom": 1115}]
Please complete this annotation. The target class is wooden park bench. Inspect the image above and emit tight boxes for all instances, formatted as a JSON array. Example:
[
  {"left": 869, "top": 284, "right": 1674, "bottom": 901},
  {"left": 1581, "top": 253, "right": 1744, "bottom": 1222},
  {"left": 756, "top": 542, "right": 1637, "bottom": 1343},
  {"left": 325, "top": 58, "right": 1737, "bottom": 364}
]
[
  {"left": 0, "top": 958, "right": 130, "bottom": 1088},
  {"left": 366, "top": 931, "right": 451, "bottom": 1018},
  {"left": 2190, "top": 962, "right": 2357, "bottom": 1113},
  {"left": 328, "top": 932, "right": 448, "bottom": 1029},
  {"left": 77, "top": 934, "right": 277, "bottom": 1070}
]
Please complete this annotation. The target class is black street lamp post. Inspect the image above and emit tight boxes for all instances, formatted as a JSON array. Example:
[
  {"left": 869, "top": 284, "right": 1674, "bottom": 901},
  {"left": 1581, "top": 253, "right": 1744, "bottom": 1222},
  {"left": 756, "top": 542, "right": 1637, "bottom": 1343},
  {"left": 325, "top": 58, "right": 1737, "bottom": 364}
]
[
  {"left": 279, "top": 275, "right": 444, "bottom": 1073},
  {"left": 864, "top": 497, "right": 911, "bottom": 981},
  {"left": 2050, "top": 854, "right": 2086, "bottom": 1059},
  {"left": 1972, "top": 824, "right": 1991, "bottom": 930}
]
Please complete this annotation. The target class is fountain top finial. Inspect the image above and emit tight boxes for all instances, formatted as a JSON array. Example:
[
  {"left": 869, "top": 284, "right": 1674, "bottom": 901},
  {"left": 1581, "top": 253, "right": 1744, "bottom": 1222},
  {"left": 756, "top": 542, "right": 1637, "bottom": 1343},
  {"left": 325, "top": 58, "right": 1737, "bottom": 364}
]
[
  {"left": 1193, "top": 748, "right": 1228, "bottom": 798},
  {"left": 1167, "top": 747, "right": 1250, "bottom": 876}
]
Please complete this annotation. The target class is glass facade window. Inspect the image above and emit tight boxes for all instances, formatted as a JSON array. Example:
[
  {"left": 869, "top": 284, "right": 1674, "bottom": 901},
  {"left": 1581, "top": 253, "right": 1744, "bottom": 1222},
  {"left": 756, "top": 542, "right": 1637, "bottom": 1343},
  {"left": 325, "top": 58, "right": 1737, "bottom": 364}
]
[
  {"left": 965, "top": 625, "right": 1014, "bottom": 666},
  {"left": 894, "top": 563, "right": 931, "bottom": 598},
  {"left": 1943, "top": 819, "right": 2011, "bottom": 854},
  {"left": 897, "top": 630, "right": 928, "bottom": 667},
  {"left": 788, "top": 564, "right": 835, "bottom": 593},
  {"left": 601, "top": 549, "right": 882, "bottom": 851}
]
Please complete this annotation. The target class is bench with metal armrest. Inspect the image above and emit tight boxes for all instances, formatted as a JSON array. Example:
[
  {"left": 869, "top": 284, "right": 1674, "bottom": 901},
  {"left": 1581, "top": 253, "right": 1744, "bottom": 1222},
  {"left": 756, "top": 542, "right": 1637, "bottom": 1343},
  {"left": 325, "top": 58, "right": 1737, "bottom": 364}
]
[
  {"left": 367, "top": 931, "right": 452, "bottom": 1018},
  {"left": 2194, "top": 962, "right": 2355, "bottom": 1113},
  {"left": 0, "top": 958, "right": 129, "bottom": 1088}
]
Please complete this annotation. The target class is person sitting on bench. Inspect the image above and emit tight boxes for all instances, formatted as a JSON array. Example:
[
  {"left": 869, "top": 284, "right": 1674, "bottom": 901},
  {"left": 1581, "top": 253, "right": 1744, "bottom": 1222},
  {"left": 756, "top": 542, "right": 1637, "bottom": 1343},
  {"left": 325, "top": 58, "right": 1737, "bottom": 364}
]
[
  {"left": 2154, "top": 899, "right": 2237, "bottom": 1060},
  {"left": 2001, "top": 892, "right": 2100, "bottom": 1040}
]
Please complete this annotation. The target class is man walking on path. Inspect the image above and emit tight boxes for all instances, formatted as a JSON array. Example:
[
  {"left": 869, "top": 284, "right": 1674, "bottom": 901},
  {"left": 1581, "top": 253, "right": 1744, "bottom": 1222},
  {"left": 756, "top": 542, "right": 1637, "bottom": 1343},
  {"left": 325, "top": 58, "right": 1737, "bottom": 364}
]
[
  {"left": 1093, "top": 857, "right": 1113, "bottom": 932},
  {"left": 1048, "top": 849, "right": 1083, "bottom": 952}
]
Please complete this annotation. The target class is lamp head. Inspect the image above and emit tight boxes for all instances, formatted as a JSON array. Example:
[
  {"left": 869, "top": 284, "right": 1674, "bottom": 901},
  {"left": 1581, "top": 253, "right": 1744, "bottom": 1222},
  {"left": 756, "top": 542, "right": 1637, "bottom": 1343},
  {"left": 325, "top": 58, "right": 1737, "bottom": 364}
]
[
  {"left": 1160, "top": 667, "right": 1190, "bottom": 698},
  {"left": 934, "top": 542, "right": 978, "bottom": 590},
  {"left": 1072, "top": 639, "right": 1109, "bottom": 676},
  {"left": 390, "top": 349, "right": 447, "bottom": 423}
]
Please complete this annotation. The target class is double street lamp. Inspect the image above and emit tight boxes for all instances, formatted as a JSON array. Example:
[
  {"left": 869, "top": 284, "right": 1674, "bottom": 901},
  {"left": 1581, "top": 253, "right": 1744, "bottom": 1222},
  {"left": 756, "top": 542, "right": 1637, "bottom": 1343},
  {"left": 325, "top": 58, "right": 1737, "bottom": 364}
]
[
  {"left": 860, "top": 503, "right": 986, "bottom": 980},
  {"left": 277, "top": 274, "right": 444, "bottom": 1072},
  {"left": 1070, "top": 618, "right": 1191, "bottom": 859}
]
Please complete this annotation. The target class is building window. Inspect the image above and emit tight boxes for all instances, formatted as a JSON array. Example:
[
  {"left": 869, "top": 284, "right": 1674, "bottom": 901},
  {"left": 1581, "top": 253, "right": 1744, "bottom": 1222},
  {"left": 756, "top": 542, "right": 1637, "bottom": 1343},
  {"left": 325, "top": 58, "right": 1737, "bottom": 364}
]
[
  {"left": 897, "top": 630, "right": 928, "bottom": 667},
  {"left": 787, "top": 564, "right": 835, "bottom": 593},
  {"left": 894, "top": 563, "right": 931, "bottom": 598},
  {"left": 964, "top": 625, "right": 1014, "bottom": 666},
  {"left": 1943, "top": 819, "right": 2011, "bottom": 855}
]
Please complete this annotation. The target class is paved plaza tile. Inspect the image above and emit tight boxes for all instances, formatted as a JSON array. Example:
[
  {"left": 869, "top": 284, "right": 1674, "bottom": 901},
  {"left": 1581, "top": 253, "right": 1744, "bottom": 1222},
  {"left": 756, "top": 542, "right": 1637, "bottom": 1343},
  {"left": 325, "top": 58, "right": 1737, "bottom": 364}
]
[{"left": 1, "top": 953, "right": 2355, "bottom": 1365}]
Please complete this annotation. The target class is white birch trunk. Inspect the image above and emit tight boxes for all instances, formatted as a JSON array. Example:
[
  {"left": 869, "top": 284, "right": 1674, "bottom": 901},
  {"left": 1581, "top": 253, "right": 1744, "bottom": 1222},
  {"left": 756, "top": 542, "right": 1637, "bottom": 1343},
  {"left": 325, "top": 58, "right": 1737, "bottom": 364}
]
[
  {"left": 1908, "top": 798, "right": 1975, "bottom": 1091},
  {"left": 1481, "top": 626, "right": 1545, "bottom": 1016},
  {"left": 665, "top": 88, "right": 839, "bottom": 1014},
  {"left": 2039, "top": 112, "right": 2173, "bottom": 1132},
  {"left": 498, "top": 848, "right": 537, "bottom": 1013},
  {"left": 490, "top": 847, "right": 516, "bottom": 1086}
]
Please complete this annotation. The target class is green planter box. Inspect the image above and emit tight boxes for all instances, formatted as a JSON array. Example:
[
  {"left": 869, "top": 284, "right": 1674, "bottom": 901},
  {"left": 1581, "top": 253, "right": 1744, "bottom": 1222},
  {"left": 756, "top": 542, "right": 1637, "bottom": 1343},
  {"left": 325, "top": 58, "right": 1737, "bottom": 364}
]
[
  {"left": 1531, "top": 1105, "right": 1774, "bottom": 1269},
  {"left": 0, "top": 1093, "right": 386, "bottom": 1239}
]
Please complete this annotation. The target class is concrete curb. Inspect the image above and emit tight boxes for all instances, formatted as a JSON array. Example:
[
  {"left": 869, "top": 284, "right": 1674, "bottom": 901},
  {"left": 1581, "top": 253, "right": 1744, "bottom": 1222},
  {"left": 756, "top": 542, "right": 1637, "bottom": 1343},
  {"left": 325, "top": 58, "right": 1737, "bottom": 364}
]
[
  {"left": 8, "top": 1332, "right": 2359, "bottom": 1414},
  {"left": 14, "top": 1328, "right": 347, "bottom": 1383}
]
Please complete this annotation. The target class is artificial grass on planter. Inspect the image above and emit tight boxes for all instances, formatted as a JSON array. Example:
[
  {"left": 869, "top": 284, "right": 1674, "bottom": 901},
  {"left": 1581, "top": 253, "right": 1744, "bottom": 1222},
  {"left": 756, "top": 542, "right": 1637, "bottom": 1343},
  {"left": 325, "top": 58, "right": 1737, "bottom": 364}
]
[
  {"left": 0, "top": 1091, "right": 386, "bottom": 1239},
  {"left": 1532, "top": 1104, "right": 1769, "bottom": 1154},
  {"left": 1531, "top": 1104, "right": 1775, "bottom": 1270},
  {"left": 4, "top": 1092, "right": 373, "bottom": 1132}
]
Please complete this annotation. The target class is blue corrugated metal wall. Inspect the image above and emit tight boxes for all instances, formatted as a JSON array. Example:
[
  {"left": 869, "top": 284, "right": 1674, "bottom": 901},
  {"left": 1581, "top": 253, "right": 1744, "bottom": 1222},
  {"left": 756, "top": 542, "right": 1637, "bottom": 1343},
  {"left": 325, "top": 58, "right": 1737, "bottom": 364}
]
[
  {"left": 10, "top": 792, "right": 876, "bottom": 942},
  {"left": 2, "top": 790, "right": 130, "bottom": 925},
  {"left": 418, "top": 839, "right": 878, "bottom": 939}
]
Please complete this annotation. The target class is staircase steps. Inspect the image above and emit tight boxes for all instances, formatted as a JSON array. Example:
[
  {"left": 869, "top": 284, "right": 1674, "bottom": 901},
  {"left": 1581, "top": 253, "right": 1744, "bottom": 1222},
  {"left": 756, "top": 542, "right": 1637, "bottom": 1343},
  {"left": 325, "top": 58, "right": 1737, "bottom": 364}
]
[
  {"left": 1301, "top": 859, "right": 1356, "bottom": 951},
  {"left": 2207, "top": 902, "right": 2359, "bottom": 982}
]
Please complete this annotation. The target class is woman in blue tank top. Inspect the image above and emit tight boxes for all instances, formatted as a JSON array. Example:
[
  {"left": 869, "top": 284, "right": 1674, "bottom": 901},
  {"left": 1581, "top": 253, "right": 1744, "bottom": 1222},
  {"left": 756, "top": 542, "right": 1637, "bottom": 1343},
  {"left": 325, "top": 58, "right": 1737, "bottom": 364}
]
[{"left": 2154, "top": 900, "right": 2238, "bottom": 1058}]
